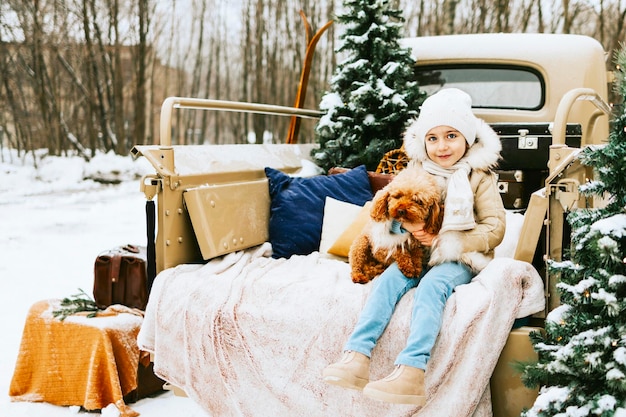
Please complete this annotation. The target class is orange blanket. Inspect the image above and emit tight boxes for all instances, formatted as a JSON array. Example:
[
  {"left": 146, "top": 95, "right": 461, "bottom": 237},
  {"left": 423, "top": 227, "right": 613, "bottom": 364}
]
[{"left": 10, "top": 299, "right": 145, "bottom": 417}]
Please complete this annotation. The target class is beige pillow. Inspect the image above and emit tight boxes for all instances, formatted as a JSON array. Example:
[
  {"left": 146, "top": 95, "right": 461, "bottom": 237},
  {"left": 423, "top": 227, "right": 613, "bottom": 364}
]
[
  {"left": 319, "top": 197, "right": 365, "bottom": 257},
  {"left": 327, "top": 201, "right": 372, "bottom": 258}
]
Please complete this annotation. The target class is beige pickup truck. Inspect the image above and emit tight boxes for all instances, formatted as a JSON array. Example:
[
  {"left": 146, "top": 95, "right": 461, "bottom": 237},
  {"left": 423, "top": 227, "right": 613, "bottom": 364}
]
[{"left": 132, "top": 33, "right": 613, "bottom": 417}]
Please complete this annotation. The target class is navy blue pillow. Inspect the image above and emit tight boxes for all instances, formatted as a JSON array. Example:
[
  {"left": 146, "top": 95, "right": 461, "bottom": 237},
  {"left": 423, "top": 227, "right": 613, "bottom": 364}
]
[{"left": 265, "top": 165, "right": 373, "bottom": 259}]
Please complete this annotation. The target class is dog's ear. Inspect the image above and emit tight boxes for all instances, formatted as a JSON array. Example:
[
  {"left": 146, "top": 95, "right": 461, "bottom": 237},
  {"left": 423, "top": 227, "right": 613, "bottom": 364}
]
[
  {"left": 425, "top": 199, "right": 444, "bottom": 234},
  {"left": 370, "top": 189, "right": 390, "bottom": 221}
]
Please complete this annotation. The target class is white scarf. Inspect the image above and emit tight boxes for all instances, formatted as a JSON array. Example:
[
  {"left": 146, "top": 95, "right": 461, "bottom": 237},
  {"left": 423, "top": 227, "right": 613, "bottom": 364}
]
[{"left": 422, "top": 159, "right": 476, "bottom": 233}]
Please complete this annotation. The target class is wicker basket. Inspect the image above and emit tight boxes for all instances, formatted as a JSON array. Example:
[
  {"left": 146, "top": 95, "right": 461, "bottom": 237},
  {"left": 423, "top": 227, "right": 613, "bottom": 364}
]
[{"left": 375, "top": 147, "right": 410, "bottom": 175}]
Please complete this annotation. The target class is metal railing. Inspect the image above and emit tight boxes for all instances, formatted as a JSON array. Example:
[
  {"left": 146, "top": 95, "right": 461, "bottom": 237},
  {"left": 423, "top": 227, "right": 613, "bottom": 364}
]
[{"left": 159, "top": 97, "right": 323, "bottom": 147}]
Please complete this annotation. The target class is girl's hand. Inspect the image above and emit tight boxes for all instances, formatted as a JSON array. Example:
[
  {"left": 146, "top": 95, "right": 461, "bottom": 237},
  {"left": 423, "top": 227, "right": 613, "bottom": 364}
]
[{"left": 402, "top": 222, "right": 437, "bottom": 246}]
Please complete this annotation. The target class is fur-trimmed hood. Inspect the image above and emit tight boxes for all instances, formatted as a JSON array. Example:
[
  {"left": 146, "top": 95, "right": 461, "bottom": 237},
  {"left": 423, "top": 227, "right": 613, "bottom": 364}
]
[{"left": 403, "top": 117, "right": 502, "bottom": 171}]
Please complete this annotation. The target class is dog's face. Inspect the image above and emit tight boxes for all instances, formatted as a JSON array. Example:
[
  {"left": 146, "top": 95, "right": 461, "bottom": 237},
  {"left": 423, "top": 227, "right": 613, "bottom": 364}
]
[
  {"left": 386, "top": 187, "right": 438, "bottom": 224},
  {"left": 370, "top": 168, "right": 443, "bottom": 234}
]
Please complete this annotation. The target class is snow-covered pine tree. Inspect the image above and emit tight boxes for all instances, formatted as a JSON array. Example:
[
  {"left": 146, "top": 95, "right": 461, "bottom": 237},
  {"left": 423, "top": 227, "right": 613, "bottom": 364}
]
[
  {"left": 311, "top": 0, "right": 424, "bottom": 172},
  {"left": 520, "top": 47, "right": 626, "bottom": 417}
]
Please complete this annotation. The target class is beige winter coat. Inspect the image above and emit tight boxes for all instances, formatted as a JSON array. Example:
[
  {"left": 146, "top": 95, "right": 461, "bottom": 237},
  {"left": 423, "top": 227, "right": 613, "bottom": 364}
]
[{"left": 404, "top": 118, "right": 506, "bottom": 272}]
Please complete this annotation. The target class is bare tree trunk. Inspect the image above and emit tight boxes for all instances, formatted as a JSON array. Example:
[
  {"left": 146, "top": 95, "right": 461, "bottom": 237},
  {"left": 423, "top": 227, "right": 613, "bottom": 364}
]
[
  {"left": 213, "top": 7, "right": 223, "bottom": 144},
  {"left": 519, "top": 0, "right": 533, "bottom": 32},
  {"left": 158, "top": 0, "right": 177, "bottom": 145},
  {"left": 85, "top": 0, "right": 117, "bottom": 153},
  {"left": 535, "top": 0, "right": 545, "bottom": 32},
  {"left": 253, "top": 0, "right": 266, "bottom": 143},
  {"left": 241, "top": 0, "right": 253, "bottom": 143},
  {"left": 495, "top": 0, "right": 511, "bottom": 32},
  {"left": 56, "top": 50, "right": 98, "bottom": 156},
  {"left": 201, "top": 27, "right": 214, "bottom": 144},
  {"left": 446, "top": 0, "right": 457, "bottom": 34},
  {"left": 470, "top": 0, "right": 488, "bottom": 33},
  {"left": 79, "top": 0, "right": 98, "bottom": 156},
  {"left": 324, "top": 0, "right": 336, "bottom": 88},
  {"left": 111, "top": 0, "right": 126, "bottom": 153},
  {"left": 562, "top": 0, "right": 572, "bottom": 33},
  {"left": 28, "top": 1, "right": 57, "bottom": 154},
  {"left": 0, "top": 40, "right": 29, "bottom": 160},
  {"left": 133, "top": 0, "right": 149, "bottom": 148},
  {"left": 185, "top": 0, "right": 206, "bottom": 145},
  {"left": 604, "top": 1, "right": 626, "bottom": 70},
  {"left": 220, "top": 11, "right": 237, "bottom": 144},
  {"left": 175, "top": 0, "right": 197, "bottom": 145},
  {"left": 417, "top": 0, "right": 426, "bottom": 36}
]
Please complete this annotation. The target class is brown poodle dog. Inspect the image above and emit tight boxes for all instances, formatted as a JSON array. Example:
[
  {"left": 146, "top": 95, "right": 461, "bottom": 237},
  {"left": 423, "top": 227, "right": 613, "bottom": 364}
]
[{"left": 349, "top": 167, "right": 444, "bottom": 284}]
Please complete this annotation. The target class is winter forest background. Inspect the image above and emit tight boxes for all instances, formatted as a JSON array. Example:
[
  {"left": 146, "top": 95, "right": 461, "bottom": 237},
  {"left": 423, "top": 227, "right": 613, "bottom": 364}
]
[{"left": 2, "top": 0, "right": 626, "bottom": 161}]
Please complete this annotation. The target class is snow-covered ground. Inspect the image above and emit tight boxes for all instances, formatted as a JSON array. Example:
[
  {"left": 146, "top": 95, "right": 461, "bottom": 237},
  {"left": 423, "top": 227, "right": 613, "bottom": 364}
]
[{"left": 0, "top": 149, "right": 210, "bottom": 416}]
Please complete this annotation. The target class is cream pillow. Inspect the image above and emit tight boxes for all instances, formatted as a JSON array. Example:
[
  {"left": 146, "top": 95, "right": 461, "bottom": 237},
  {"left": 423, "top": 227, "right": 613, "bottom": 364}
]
[
  {"left": 326, "top": 201, "right": 372, "bottom": 258},
  {"left": 319, "top": 197, "right": 366, "bottom": 258}
]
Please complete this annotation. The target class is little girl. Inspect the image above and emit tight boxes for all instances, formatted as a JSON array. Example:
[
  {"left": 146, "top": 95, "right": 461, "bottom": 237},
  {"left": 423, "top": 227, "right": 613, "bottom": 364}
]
[{"left": 323, "top": 88, "right": 506, "bottom": 405}]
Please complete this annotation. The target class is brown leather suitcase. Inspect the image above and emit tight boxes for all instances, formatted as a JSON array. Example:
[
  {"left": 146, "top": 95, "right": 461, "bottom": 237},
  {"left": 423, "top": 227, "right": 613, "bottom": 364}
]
[
  {"left": 93, "top": 245, "right": 164, "bottom": 401},
  {"left": 93, "top": 244, "right": 149, "bottom": 310}
]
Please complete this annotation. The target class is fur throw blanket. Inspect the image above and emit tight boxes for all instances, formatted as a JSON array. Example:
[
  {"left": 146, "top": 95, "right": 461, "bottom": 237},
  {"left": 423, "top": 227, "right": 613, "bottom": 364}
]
[{"left": 138, "top": 243, "right": 544, "bottom": 417}]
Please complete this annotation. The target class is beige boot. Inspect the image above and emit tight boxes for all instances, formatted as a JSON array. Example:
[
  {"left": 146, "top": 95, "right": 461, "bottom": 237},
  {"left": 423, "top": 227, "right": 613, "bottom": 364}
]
[
  {"left": 363, "top": 365, "right": 426, "bottom": 405},
  {"left": 322, "top": 351, "right": 370, "bottom": 390}
]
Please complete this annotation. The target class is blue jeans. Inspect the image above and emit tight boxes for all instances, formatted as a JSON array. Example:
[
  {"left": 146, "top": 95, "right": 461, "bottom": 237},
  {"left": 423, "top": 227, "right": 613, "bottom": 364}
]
[{"left": 344, "top": 261, "right": 473, "bottom": 370}]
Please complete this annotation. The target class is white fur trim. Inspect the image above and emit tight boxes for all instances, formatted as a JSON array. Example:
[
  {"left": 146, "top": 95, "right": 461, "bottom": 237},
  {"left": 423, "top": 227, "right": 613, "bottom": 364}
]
[
  {"left": 428, "top": 231, "right": 464, "bottom": 265},
  {"left": 462, "top": 119, "right": 501, "bottom": 170},
  {"left": 428, "top": 231, "right": 494, "bottom": 272},
  {"left": 403, "top": 118, "right": 428, "bottom": 163}
]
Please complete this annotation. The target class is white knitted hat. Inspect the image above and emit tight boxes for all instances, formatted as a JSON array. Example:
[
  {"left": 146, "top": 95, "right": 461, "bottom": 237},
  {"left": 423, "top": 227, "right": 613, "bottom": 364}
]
[{"left": 413, "top": 88, "right": 477, "bottom": 146}]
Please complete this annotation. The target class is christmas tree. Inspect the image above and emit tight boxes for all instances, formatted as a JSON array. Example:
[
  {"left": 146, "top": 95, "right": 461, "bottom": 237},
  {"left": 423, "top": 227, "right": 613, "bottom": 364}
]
[
  {"left": 311, "top": 0, "right": 424, "bottom": 172},
  {"left": 519, "top": 48, "right": 626, "bottom": 416}
]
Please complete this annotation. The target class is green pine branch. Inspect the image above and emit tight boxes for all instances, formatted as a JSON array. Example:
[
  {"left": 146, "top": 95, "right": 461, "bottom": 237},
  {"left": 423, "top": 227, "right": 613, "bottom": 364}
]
[{"left": 52, "top": 288, "right": 102, "bottom": 321}]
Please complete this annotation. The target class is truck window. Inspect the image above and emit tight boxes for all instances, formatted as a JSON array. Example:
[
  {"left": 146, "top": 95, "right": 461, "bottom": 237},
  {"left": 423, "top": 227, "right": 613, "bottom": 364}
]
[{"left": 414, "top": 65, "right": 545, "bottom": 111}]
